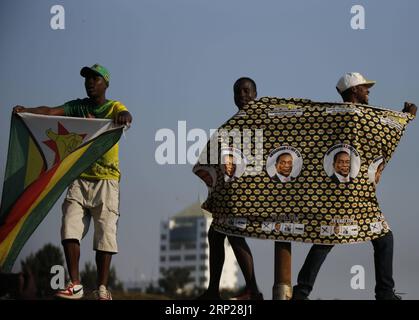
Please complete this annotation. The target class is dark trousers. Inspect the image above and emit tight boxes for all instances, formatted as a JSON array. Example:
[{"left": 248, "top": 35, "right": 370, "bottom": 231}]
[{"left": 294, "top": 231, "right": 395, "bottom": 298}]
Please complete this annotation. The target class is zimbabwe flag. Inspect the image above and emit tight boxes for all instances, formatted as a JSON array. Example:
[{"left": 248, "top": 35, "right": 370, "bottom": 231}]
[{"left": 0, "top": 113, "right": 124, "bottom": 271}]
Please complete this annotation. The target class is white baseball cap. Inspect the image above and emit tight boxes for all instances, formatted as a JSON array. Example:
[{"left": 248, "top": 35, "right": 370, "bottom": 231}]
[{"left": 336, "top": 72, "right": 376, "bottom": 94}]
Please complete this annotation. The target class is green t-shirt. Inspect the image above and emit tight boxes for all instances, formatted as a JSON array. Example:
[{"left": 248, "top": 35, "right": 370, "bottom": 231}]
[{"left": 61, "top": 98, "right": 128, "bottom": 180}]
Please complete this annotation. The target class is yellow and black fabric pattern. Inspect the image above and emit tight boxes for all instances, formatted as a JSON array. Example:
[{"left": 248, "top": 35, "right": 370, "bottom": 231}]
[{"left": 194, "top": 97, "right": 415, "bottom": 244}]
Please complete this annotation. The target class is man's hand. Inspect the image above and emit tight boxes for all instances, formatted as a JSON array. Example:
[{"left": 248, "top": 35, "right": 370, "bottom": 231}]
[
  {"left": 13, "top": 105, "right": 27, "bottom": 113},
  {"left": 115, "top": 111, "right": 132, "bottom": 126},
  {"left": 195, "top": 169, "right": 214, "bottom": 187},
  {"left": 402, "top": 102, "right": 417, "bottom": 116}
]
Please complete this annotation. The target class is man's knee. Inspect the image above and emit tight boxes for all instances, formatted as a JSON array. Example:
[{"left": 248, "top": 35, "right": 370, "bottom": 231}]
[
  {"left": 62, "top": 239, "right": 80, "bottom": 246},
  {"left": 372, "top": 231, "right": 394, "bottom": 250},
  {"left": 208, "top": 227, "right": 226, "bottom": 245},
  {"left": 227, "top": 235, "right": 246, "bottom": 246}
]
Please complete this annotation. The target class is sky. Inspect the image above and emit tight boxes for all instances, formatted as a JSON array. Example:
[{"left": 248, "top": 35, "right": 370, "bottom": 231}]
[{"left": 1, "top": 0, "right": 419, "bottom": 300}]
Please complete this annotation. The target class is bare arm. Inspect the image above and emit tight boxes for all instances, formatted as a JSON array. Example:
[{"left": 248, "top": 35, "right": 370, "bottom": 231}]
[{"left": 13, "top": 105, "right": 65, "bottom": 116}]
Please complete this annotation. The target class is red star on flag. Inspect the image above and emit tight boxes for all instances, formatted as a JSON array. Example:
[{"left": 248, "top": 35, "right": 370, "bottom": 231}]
[{"left": 43, "top": 122, "right": 87, "bottom": 165}]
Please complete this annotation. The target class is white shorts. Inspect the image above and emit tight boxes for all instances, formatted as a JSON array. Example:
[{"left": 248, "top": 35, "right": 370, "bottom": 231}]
[{"left": 61, "top": 178, "right": 120, "bottom": 253}]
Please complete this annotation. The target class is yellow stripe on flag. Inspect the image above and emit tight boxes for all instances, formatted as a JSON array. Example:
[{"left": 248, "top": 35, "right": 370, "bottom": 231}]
[
  {"left": 0, "top": 142, "right": 92, "bottom": 266},
  {"left": 24, "top": 137, "right": 45, "bottom": 188}
]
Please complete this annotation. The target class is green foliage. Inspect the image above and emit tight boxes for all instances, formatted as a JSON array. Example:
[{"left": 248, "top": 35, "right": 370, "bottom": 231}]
[
  {"left": 145, "top": 281, "right": 161, "bottom": 295},
  {"left": 80, "top": 261, "right": 124, "bottom": 292},
  {"left": 158, "top": 267, "right": 193, "bottom": 298},
  {"left": 20, "top": 243, "right": 64, "bottom": 298}
]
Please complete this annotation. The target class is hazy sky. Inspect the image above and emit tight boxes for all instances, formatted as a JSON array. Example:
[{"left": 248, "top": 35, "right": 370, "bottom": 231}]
[{"left": 1, "top": 0, "right": 419, "bottom": 300}]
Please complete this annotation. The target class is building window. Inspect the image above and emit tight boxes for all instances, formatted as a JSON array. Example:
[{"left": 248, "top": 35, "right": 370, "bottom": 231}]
[
  {"left": 169, "top": 255, "right": 181, "bottom": 261},
  {"left": 160, "top": 267, "right": 165, "bottom": 273},
  {"left": 160, "top": 245, "right": 166, "bottom": 251},
  {"left": 200, "top": 232, "right": 206, "bottom": 238},
  {"left": 184, "top": 255, "right": 196, "bottom": 261},
  {"left": 185, "top": 266, "right": 196, "bottom": 273},
  {"left": 184, "top": 243, "right": 196, "bottom": 250},
  {"left": 200, "top": 243, "right": 208, "bottom": 249},
  {"left": 199, "top": 265, "right": 207, "bottom": 271},
  {"left": 200, "top": 254, "right": 208, "bottom": 260},
  {"left": 169, "top": 244, "right": 181, "bottom": 250},
  {"left": 161, "top": 234, "right": 167, "bottom": 240},
  {"left": 160, "top": 256, "right": 166, "bottom": 262}
]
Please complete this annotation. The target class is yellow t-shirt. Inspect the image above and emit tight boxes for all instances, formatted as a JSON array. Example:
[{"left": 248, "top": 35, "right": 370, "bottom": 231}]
[{"left": 62, "top": 98, "right": 128, "bottom": 180}]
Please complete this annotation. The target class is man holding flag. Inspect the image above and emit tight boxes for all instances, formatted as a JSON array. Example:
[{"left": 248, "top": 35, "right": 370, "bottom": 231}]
[
  {"left": 291, "top": 72, "right": 416, "bottom": 300},
  {"left": 12, "top": 64, "right": 132, "bottom": 300}
]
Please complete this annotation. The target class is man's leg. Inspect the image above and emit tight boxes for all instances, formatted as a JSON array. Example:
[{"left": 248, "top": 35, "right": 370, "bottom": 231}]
[
  {"left": 96, "top": 250, "right": 112, "bottom": 287},
  {"left": 293, "top": 244, "right": 334, "bottom": 299},
  {"left": 91, "top": 179, "right": 119, "bottom": 300},
  {"left": 60, "top": 180, "right": 90, "bottom": 285},
  {"left": 228, "top": 235, "right": 262, "bottom": 299},
  {"left": 62, "top": 239, "right": 81, "bottom": 284},
  {"left": 93, "top": 250, "right": 113, "bottom": 300},
  {"left": 197, "top": 226, "right": 225, "bottom": 299},
  {"left": 372, "top": 231, "right": 398, "bottom": 299},
  {"left": 55, "top": 212, "right": 88, "bottom": 299},
  {"left": 56, "top": 180, "right": 89, "bottom": 299}
]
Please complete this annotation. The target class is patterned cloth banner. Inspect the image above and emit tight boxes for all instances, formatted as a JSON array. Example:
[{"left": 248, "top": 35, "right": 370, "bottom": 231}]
[
  {"left": 194, "top": 97, "right": 415, "bottom": 245},
  {"left": 0, "top": 113, "right": 124, "bottom": 271}
]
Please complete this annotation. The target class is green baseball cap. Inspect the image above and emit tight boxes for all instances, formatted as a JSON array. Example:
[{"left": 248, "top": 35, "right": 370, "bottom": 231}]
[{"left": 80, "top": 64, "right": 110, "bottom": 85}]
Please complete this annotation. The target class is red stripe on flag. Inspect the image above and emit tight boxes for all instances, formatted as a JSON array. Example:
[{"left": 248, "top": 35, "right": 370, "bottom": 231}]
[{"left": 0, "top": 166, "right": 59, "bottom": 243}]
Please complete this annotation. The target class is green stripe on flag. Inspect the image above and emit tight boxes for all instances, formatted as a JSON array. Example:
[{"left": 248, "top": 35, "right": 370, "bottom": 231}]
[{"left": 0, "top": 115, "right": 34, "bottom": 222}]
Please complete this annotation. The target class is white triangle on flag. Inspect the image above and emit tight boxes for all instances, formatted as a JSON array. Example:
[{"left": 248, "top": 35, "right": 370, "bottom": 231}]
[{"left": 19, "top": 113, "right": 120, "bottom": 170}]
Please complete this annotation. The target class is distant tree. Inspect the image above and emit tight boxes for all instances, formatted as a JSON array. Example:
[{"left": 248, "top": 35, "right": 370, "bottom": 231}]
[
  {"left": 145, "top": 281, "right": 161, "bottom": 294},
  {"left": 80, "top": 261, "right": 96, "bottom": 290},
  {"left": 158, "top": 267, "right": 193, "bottom": 297},
  {"left": 80, "top": 261, "right": 124, "bottom": 292},
  {"left": 20, "top": 243, "right": 64, "bottom": 298}
]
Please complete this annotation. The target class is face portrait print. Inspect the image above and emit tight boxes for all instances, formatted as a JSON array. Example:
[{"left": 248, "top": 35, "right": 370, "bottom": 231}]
[
  {"left": 276, "top": 153, "right": 293, "bottom": 177},
  {"left": 324, "top": 144, "right": 361, "bottom": 183},
  {"left": 334, "top": 224, "right": 341, "bottom": 235},
  {"left": 223, "top": 154, "right": 236, "bottom": 178},
  {"left": 266, "top": 146, "right": 303, "bottom": 183},
  {"left": 334, "top": 151, "right": 351, "bottom": 177},
  {"left": 220, "top": 147, "right": 247, "bottom": 182},
  {"left": 368, "top": 157, "right": 386, "bottom": 186}
]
